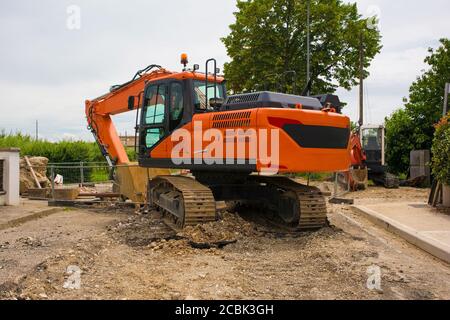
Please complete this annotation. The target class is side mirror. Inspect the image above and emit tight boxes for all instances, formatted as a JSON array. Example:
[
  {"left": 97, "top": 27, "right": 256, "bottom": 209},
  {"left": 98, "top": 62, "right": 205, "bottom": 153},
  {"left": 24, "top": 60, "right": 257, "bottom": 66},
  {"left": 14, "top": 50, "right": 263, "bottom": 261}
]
[
  {"left": 128, "top": 96, "right": 135, "bottom": 110},
  {"left": 209, "top": 98, "right": 224, "bottom": 110}
]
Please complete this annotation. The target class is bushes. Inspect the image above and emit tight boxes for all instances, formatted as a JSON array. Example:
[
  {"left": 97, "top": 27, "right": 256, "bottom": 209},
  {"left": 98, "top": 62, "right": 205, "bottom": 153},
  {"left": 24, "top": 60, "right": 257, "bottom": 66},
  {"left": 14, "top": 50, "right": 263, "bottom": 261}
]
[
  {"left": 0, "top": 132, "right": 105, "bottom": 163},
  {"left": 385, "top": 109, "right": 417, "bottom": 174},
  {"left": 431, "top": 114, "right": 450, "bottom": 185},
  {"left": 0, "top": 132, "right": 112, "bottom": 184},
  {"left": 384, "top": 39, "right": 450, "bottom": 175}
]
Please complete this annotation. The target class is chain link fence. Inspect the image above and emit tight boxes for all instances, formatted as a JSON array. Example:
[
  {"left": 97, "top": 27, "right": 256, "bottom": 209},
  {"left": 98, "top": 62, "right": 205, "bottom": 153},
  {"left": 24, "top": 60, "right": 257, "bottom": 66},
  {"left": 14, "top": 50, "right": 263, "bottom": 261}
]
[
  {"left": 24, "top": 162, "right": 115, "bottom": 201},
  {"left": 289, "top": 171, "right": 350, "bottom": 199},
  {"left": 47, "top": 162, "right": 112, "bottom": 186}
]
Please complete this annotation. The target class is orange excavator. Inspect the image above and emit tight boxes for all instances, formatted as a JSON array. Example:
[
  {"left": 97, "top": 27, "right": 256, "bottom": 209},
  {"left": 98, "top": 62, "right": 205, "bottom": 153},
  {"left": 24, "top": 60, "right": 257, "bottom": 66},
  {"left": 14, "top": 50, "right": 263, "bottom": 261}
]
[{"left": 85, "top": 55, "right": 351, "bottom": 230}]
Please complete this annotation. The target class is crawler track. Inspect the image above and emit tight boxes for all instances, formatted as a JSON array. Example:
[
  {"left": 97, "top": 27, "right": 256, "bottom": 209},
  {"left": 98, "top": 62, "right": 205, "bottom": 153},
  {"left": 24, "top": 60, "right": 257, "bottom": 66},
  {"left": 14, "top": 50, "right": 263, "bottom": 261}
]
[
  {"left": 148, "top": 176, "right": 216, "bottom": 229},
  {"left": 254, "top": 176, "right": 328, "bottom": 231}
]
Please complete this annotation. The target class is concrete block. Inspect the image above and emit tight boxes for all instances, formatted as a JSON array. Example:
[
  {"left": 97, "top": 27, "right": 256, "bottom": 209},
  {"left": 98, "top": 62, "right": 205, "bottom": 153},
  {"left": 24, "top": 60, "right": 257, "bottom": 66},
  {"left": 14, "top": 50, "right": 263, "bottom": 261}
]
[
  {"left": 0, "top": 148, "right": 20, "bottom": 206},
  {"left": 53, "top": 187, "right": 80, "bottom": 200},
  {"left": 410, "top": 150, "right": 430, "bottom": 166},
  {"left": 410, "top": 150, "right": 431, "bottom": 186},
  {"left": 27, "top": 188, "right": 50, "bottom": 200}
]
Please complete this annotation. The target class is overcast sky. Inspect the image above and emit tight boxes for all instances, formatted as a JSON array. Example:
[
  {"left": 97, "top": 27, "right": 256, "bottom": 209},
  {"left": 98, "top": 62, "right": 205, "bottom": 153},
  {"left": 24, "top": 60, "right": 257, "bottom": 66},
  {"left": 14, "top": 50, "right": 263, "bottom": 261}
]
[{"left": 0, "top": 0, "right": 449, "bottom": 141}]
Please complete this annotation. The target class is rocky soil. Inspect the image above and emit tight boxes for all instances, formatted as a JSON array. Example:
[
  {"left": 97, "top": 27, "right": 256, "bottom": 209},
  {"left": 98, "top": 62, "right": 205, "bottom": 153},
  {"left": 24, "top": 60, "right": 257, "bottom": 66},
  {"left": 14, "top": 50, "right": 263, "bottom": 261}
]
[{"left": 0, "top": 187, "right": 449, "bottom": 300}]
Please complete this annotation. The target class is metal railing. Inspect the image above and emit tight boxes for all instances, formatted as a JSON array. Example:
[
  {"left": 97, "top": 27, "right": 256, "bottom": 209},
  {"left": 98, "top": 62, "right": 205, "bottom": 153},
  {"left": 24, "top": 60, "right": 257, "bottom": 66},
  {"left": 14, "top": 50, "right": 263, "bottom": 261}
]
[
  {"left": 46, "top": 162, "right": 113, "bottom": 186},
  {"left": 23, "top": 161, "right": 114, "bottom": 200},
  {"left": 289, "top": 171, "right": 350, "bottom": 198}
]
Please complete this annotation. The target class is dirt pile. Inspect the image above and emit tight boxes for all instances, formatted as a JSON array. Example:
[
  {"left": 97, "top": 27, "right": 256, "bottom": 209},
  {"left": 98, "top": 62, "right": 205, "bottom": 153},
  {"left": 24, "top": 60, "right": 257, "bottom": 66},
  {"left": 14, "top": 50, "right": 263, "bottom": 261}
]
[
  {"left": 20, "top": 157, "right": 51, "bottom": 194},
  {"left": 16, "top": 236, "right": 43, "bottom": 247},
  {"left": 108, "top": 210, "right": 258, "bottom": 249},
  {"left": 179, "top": 212, "right": 257, "bottom": 244},
  {"left": 108, "top": 214, "right": 176, "bottom": 247}
]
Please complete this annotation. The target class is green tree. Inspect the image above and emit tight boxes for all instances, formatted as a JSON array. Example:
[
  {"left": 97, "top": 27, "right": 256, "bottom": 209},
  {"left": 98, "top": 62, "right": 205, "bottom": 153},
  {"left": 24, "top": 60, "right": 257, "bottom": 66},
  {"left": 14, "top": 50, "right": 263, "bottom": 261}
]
[
  {"left": 222, "top": 0, "right": 382, "bottom": 94},
  {"left": 385, "top": 38, "right": 450, "bottom": 174},
  {"left": 431, "top": 115, "right": 450, "bottom": 185}
]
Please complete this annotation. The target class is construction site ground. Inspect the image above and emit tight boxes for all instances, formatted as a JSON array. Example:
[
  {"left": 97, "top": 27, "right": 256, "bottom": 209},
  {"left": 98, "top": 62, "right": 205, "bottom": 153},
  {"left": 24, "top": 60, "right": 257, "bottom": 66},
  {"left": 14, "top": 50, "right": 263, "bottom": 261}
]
[{"left": 0, "top": 186, "right": 449, "bottom": 300}]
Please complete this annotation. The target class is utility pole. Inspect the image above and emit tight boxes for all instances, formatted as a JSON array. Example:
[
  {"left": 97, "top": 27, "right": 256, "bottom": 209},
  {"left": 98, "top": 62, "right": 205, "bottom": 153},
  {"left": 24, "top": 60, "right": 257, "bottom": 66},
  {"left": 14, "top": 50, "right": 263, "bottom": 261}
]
[
  {"left": 35, "top": 120, "right": 39, "bottom": 140},
  {"left": 306, "top": 0, "right": 311, "bottom": 96},
  {"left": 443, "top": 83, "right": 449, "bottom": 116},
  {"left": 358, "top": 32, "right": 364, "bottom": 127}
]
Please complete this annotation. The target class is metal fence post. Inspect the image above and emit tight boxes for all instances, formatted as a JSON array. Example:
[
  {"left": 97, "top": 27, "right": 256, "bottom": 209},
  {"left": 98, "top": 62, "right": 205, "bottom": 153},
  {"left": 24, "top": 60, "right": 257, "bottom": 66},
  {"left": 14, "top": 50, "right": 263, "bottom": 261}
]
[
  {"left": 80, "top": 161, "right": 84, "bottom": 186},
  {"left": 333, "top": 172, "right": 338, "bottom": 197},
  {"left": 50, "top": 165, "right": 55, "bottom": 200},
  {"left": 347, "top": 171, "right": 351, "bottom": 193}
]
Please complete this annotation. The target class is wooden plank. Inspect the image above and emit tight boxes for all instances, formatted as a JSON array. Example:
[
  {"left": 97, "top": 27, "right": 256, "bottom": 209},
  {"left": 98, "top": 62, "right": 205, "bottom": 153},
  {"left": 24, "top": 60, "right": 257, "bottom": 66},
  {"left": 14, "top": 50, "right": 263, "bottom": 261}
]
[
  {"left": 329, "top": 197, "right": 354, "bottom": 205},
  {"left": 428, "top": 180, "right": 437, "bottom": 205},
  {"left": 432, "top": 183, "right": 442, "bottom": 207},
  {"left": 78, "top": 192, "right": 121, "bottom": 197},
  {"left": 24, "top": 156, "right": 41, "bottom": 189}
]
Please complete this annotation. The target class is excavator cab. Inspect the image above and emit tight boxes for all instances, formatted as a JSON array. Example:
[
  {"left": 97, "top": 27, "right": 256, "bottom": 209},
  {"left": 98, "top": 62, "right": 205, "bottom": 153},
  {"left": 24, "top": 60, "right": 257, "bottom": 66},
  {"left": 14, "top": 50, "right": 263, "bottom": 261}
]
[
  {"left": 137, "top": 61, "right": 226, "bottom": 160},
  {"left": 360, "top": 124, "right": 385, "bottom": 174},
  {"left": 359, "top": 124, "right": 398, "bottom": 188}
]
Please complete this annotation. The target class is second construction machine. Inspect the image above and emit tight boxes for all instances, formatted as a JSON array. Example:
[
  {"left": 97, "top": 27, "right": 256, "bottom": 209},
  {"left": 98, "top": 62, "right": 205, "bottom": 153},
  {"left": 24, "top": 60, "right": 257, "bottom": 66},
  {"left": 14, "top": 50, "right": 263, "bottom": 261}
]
[{"left": 86, "top": 55, "right": 351, "bottom": 231}]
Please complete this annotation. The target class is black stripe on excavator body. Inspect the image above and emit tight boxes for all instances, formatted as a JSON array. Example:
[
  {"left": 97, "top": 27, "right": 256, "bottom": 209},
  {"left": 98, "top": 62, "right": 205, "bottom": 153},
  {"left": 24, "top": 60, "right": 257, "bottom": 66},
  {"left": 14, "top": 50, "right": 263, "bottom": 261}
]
[{"left": 283, "top": 124, "right": 350, "bottom": 149}]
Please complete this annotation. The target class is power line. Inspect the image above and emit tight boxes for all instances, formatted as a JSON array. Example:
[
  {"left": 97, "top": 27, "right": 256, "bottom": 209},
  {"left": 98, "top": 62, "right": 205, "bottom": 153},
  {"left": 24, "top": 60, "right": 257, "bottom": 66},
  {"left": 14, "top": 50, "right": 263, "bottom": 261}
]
[{"left": 364, "top": 82, "right": 372, "bottom": 124}]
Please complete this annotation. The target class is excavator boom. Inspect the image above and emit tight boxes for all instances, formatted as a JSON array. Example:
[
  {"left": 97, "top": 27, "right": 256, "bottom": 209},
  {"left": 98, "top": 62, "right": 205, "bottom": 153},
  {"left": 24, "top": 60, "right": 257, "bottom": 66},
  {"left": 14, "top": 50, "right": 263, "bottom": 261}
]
[{"left": 85, "top": 65, "right": 172, "bottom": 165}]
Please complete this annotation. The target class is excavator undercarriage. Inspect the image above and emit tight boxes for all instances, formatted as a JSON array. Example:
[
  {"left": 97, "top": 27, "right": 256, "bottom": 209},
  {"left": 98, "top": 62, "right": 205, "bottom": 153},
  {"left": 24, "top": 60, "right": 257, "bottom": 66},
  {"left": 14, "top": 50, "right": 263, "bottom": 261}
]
[{"left": 148, "top": 173, "right": 328, "bottom": 231}]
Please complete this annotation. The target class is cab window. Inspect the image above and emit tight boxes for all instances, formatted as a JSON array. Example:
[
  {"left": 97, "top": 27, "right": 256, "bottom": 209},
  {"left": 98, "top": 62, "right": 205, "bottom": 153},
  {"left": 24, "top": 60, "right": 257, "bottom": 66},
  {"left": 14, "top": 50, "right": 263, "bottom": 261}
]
[
  {"left": 144, "top": 84, "right": 166, "bottom": 125},
  {"left": 142, "top": 84, "right": 167, "bottom": 149},
  {"left": 361, "top": 128, "right": 382, "bottom": 150},
  {"left": 193, "top": 80, "right": 225, "bottom": 110},
  {"left": 145, "top": 128, "right": 165, "bottom": 149},
  {"left": 170, "top": 82, "right": 184, "bottom": 129}
]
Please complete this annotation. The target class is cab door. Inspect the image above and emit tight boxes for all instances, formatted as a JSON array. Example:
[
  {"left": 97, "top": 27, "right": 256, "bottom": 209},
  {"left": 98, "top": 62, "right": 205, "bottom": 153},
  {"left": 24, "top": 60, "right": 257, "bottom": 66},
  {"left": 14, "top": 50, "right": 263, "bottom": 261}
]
[
  {"left": 163, "top": 81, "right": 186, "bottom": 153},
  {"left": 139, "top": 82, "right": 169, "bottom": 159}
]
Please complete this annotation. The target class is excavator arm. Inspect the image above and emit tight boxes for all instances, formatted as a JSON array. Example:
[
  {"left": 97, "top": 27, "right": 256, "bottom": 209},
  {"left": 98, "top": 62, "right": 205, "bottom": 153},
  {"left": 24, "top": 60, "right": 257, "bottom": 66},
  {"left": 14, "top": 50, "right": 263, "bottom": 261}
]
[{"left": 85, "top": 65, "right": 172, "bottom": 165}]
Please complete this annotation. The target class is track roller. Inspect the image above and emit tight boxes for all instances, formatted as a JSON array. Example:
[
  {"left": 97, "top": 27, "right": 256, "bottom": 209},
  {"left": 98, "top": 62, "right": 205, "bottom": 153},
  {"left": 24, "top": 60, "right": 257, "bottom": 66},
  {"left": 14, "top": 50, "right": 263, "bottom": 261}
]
[
  {"left": 252, "top": 176, "right": 328, "bottom": 231},
  {"left": 148, "top": 176, "right": 216, "bottom": 229}
]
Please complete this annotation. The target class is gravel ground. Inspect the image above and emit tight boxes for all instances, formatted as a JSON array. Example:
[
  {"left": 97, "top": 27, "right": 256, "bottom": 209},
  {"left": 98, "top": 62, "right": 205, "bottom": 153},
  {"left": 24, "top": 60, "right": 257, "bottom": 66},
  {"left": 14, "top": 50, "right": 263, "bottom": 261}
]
[{"left": 0, "top": 186, "right": 449, "bottom": 300}]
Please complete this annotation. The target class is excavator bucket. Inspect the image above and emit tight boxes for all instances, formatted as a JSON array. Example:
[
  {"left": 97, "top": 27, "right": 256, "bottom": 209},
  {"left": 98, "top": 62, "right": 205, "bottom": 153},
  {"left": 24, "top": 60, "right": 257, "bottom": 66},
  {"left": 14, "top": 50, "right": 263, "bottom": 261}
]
[
  {"left": 349, "top": 168, "right": 368, "bottom": 191},
  {"left": 114, "top": 163, "right": 173, "bottom": 203}
]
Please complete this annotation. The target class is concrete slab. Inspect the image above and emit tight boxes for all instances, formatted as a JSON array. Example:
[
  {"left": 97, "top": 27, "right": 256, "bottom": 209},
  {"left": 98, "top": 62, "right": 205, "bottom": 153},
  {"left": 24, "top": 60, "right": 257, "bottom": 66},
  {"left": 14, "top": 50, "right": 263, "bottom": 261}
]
[
  {"left": 0, "top": 198, "right": 61, "bottom": 230},
  {"left": 351, "top": 202, "right": 450, "bottom": 264}
]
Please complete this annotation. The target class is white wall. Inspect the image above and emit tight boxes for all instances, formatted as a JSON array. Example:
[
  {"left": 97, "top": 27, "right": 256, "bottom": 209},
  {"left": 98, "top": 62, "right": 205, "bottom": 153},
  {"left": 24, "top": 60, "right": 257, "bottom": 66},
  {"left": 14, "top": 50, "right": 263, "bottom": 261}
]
[{"left": 0, "top": 148, "right": 20, "bottom": 206}]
